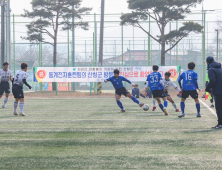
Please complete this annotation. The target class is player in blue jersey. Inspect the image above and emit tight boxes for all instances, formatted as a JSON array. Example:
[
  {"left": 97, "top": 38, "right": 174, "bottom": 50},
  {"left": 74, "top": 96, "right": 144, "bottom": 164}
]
[
  {"left": 104, "top": 69, "right": 144, "bottom": 112},
  {"left": 146, "top": 65, "right": 168, "bottom": 116},
  {"left": 178, "top": 62, "right": 201, "bottom": 118}
]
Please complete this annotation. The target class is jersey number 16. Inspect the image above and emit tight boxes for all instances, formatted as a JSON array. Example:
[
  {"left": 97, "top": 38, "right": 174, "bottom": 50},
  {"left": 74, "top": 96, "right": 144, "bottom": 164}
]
[{"left": 185, "top": 74, "right": 192, "bottom": 81}]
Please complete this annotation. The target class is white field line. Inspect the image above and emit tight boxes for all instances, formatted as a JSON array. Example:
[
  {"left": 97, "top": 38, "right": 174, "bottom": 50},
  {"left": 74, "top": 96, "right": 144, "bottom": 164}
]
[{"left": 199, "top": 99, "right": 217, "bottom": 117}]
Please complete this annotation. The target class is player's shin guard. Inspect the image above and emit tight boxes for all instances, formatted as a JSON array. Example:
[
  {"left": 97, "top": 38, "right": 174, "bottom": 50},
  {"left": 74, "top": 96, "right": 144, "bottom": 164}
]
[
  {"left": 153, "top": 98, "right": 156, "bottom": 107},
  {"left": 4, "top": 97, "right": 8, "bottom": 106},
  {"left": 14, "top": 102, "right": 18, "bottom": 112},
  {"left": 172, "top": 103, "right": 177, "bottom": 110},
  {"left": 117, "top": 100, "right": 124, "bottom": 110},
  {"left": 180, "top": 102, "right": 185, "bottom": 114},
  {"left": 164, "top": 100, "right": 168, "bottom": 108},
  {"left": 131, "top": 96, "right": 140, "bottom": 105},
  {"left": 19, "top": 102, "right": 24, "bottom": 113},
  {"left": 159, "top": 104, "right": 164, "bottom": 112},
  {"left": 196, "top": 103, "right": 200, "bottom": 114}
]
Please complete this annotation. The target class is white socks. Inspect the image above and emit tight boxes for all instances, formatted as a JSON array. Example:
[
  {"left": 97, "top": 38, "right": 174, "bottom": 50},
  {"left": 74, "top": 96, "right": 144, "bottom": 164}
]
[
  {"left": 153, "top": 98, "right": 156, "bottom": 107},
  {"left": 14, "top": 102, "right": 18, "bottom": 112},
  {"left": 19, "top": 102, "right": 24, "bottom": 113},
  {"left": 3, "top": 97, "right": 8, "bottom": 106},
  {"left": 172, "top": 103, "right": 177, "bottom": 110}
]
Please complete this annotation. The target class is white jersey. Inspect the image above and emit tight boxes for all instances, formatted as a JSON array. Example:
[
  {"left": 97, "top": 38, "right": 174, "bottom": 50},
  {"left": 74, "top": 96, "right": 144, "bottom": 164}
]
[
  {"left": 0, "top": 69, "right": 12, "bottom": 82},
  {"left": 162, "top": 78, "right": 180, "bottom": 91},
  {"left": 13, "top": 70, "right": 27, "bottom": 87}
]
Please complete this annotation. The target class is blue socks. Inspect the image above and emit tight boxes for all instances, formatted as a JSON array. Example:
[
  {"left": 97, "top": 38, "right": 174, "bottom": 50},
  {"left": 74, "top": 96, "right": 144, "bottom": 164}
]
[
  {"left": 180, "top": 102, "right": 185, "bottom": 114},
  {"left": 159, "top": 104, "right": 164, "bottom": 112},
  {"left": 117, "top": 100, "right": 124, "bottom": 110},
  {"left": 131, "top": 96, "right": 140, "bottom": 105},
  {"left": 164, "top": 100, "right": 168, "bottom": 108},
  {"left": 196, "top": 103, "right": 200, "bottom": 114}
]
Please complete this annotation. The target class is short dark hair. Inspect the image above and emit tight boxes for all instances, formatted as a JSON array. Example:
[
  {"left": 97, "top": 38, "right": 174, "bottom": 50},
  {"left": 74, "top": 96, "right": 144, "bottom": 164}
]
[
  {"left": 3, "top": 62, "right": 9, "bottom": 66},
  {"left": 113, "top": 69, "right": 120, "bottom": 74},
  {"left": 135, "top": 84, "right": 138, "bottom": 87},
  {"left": 165, "top": 72, "right": 171, "bottom": 77},
  {"left": 188, "top": 62, "right": 195, "bottom": 70},
  {"left": 153, "top": 65, "right": 159, "bottom": 71},
  {"left": 21, "top": 63, "right": 28, "bottom": 69}
]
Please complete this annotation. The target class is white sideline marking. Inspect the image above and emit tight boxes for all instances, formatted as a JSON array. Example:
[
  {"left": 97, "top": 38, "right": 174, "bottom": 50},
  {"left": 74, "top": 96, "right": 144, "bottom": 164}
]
[{"left": 199, "top": 99, "right": 217, "bottom": 117}]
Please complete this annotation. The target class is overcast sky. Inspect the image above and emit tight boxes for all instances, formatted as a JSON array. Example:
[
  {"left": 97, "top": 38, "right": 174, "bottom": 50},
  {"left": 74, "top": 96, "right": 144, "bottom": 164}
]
[{"left": 10, "top": 0, "right": 221, "bottom": 16}]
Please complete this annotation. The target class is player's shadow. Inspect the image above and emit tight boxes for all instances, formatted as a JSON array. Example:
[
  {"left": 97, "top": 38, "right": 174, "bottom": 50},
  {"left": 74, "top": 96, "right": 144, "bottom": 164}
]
[
  {"left": 186, "top": 129, "right": 222, "bottom": 133},
  {"left": 0, "top": 116, "right": 15, "bottom": 119}
]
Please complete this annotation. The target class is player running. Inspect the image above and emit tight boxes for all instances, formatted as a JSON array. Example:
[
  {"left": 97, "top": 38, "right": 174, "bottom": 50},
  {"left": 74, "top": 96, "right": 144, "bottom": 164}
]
[
  {"left": 12, "top": 63, "right": 32, "bottom": 116},
  {"left": 177, "top": 62, "right": 201, "bottom": 118},
  {"left": 152, "top": 72, "right": 181, "bottom": 112},
  {"left": 0, "top": 62, "right": 12, "bottom": 108},
  {"left": 104, "top": 69, "right": 144, "bottom": 112},
  {"left": 146, "top": 65, "right": 168, "bottom": 115}
]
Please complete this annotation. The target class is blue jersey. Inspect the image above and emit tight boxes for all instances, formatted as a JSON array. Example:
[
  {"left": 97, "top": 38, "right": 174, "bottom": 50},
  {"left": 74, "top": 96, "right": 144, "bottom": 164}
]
[
  {"left": 147, "top": 72, "right": 163, "bottom": 91},
  {"left": 178, "top": 70, "right": 198, "bottom": 91},
  {"left": 106, "top": 76, "right": 131, "bottom": 90}
]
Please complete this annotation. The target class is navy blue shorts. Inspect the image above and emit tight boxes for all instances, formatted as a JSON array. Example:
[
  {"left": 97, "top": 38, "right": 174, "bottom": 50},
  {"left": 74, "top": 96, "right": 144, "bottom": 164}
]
[
  {"left": 115, "top": 87, "right": 129, "bottom": 97},
  {"left": 0, "top": 82, "right": 10, "bottom": 95},
  {"left": 12, "top": 85, "right": 24, "bottom": 99},
  {"left": 152, "top": 89, "right": 166, "bottom": 98}
]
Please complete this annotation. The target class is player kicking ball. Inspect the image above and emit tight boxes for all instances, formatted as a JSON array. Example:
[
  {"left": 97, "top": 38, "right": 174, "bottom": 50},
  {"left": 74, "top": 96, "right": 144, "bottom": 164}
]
[
  {"left": 178, "top": 62, "right": 201, "bottom": 118},
  {"left": 0, "top": 62, "right": 12, "bottom": 108},
  {"left": 146, "top": 65, "right": 168, "bottom": 116},
  {"left": 104, "top": 69, "right": 144, "bottom": 112},
  {"left": 12, "top": 63, "right": 32, "bottom": 116},
  {"left": 152, "top": 72, "right": 181, "bottom": 112}
]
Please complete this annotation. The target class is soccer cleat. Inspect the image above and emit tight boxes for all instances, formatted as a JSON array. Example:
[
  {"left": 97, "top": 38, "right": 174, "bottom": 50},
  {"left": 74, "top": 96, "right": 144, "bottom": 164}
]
[
  {"left": 152, "top": 106, "right": 156, "bottom": 111},
  {"left": 163, "top": 107, "right": 168, "bottom": 116},
  {"left": 212, "top": 125, "right": 222, "bottom": 129},
  {"left": 13, "top": 112, "right": 18, "bottom": 116},
  {"left": 210, "top": 104, "right": 214, "bottom": 108},
  {"left": 139, "top": 103, "right": 144, "bottom": 107},
  {"left": 2, "top": 105, "right": 6, "bottom": 108},
  {"left": 175, "top": 109, "right": 180, "bottom": 112},
  {"left": 119, "top": 110, "right": 126, "bottom": 113},
  {"left": 178, "top": 113, "right": 185, "bottom": 118},
  {"left": 196, "top": 113, "right": 201, "bottom": 118},
  {"left": 19, "top": 112, "right": 26, "bottom": 116}
]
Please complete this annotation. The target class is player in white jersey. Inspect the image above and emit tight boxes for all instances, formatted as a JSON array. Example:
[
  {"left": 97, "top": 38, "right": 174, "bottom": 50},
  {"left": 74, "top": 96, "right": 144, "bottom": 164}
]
[
  {"left": 0, "top": 62, "right": 12, "bottom": 108},
  {"left": 152, "top": 72, "right": 181, "bottom": 112},
  {"left": 12, "top": 63, "right": 32, "bottom": 116}
]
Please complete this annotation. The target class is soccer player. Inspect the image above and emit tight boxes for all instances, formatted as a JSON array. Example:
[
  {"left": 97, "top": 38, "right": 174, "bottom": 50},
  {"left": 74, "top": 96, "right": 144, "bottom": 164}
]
[
  {"left": 146, "top": 65, "right": 168, "bottom": 115},
  {"left": 12, "top": 63, "right": 32, "bottom": 116},
  {"left": 104, "top": 69, "right": 144, "bottom": 112},
  {"left": 152, "top": 72, "right": 181, "bottom": 112},
  {"left": 0, "top": 62, "right": 12, "bottom": 108},
  {"left": 178, "top": 62, "right": 201, "bottom": 118}
]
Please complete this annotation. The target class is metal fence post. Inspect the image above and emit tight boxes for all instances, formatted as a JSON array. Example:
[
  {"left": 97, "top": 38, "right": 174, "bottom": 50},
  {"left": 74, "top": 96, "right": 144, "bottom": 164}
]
[
  {"left": 148, "top": 15, "right": 151, "bottom": 66},
  {"left": 13, "top": 14, "right": 15, "bottom": 75},
  {"left": 176, "top": 20, "right": 178, "bottom": 66},
  {"left": 85, "top": 40, "right": 87, "bottom": 63},
  {"left": 129, "top": 40, "right": 131, "bottom": 66},
  {"left": 144, "top": 39, "right": 145, "bottom": 63},
  {"left": 122, "top": 13, "right": 123, "bottom": 66},
  {"left": 68, "top": 29, "right": 70, "bottom": 90},
  {"left": 203, "top": 12, "right": 206, "bottom": 88}
]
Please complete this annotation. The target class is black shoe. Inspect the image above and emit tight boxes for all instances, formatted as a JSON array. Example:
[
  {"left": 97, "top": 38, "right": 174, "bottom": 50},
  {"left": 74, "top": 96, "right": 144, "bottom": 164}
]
[
  {"left": 196, "top": 113, "right": 201, "bottom": 117},
  {"left": 212, "top": 125, "right": 222, "bottom": 129},
  {"left": 210, "top": 104, "right": 214, "bottom": 108},
  {"left": 178, "top": 114, "right": 185, "bottom": 118}
]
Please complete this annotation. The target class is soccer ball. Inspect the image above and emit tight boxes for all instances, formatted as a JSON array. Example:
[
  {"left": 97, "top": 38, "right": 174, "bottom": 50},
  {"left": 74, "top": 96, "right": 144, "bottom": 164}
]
[{"left": 143, "top": 104, "right": 149, "bottom": 111}]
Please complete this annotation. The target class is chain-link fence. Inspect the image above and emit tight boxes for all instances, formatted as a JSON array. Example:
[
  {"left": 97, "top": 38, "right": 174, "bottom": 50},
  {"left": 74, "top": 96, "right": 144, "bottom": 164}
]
[{"left": 0, "top": 12, "right": 220, "bottom": 95}]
